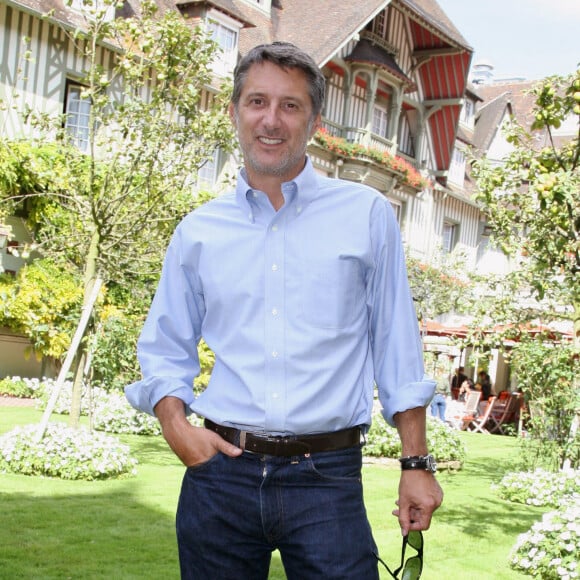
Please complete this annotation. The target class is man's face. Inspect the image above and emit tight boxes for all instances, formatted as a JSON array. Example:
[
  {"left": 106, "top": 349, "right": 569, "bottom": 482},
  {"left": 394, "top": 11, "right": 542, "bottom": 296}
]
[{"left": 230, "top": 61, "right": 321, "bottom": 184}]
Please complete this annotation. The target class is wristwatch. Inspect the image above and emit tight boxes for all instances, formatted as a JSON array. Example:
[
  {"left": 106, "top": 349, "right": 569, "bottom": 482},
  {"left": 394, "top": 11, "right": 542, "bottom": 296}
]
[{"left": 399, "top": 454, "right": 437, "bottom": 473}]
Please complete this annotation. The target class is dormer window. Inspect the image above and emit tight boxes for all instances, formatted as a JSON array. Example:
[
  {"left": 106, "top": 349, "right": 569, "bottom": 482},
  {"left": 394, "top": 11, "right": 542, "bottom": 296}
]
[
  {"left": 460, "top": 99, "right": 474, "bottom": 128},
  {"left": 206, "top": 11, "right": 241, "bottom": 77}
]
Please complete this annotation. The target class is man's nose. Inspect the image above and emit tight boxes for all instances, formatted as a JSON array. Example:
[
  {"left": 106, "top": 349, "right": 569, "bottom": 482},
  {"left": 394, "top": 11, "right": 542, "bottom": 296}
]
[{"left": 262, "top": 103, "right": 281, "bottom": 128}]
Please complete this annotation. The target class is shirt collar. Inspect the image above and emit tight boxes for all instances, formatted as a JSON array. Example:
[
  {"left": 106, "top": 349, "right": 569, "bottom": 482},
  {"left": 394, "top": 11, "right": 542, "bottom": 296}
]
[{"left": 235, "top": 157, "right": 319, "bottom": 222}]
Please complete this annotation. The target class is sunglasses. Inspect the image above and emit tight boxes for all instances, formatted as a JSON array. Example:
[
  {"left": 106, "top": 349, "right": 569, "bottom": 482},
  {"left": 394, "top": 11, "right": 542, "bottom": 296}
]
[{"left": 376, "top": 530, "right": 424, "bottom": 579}]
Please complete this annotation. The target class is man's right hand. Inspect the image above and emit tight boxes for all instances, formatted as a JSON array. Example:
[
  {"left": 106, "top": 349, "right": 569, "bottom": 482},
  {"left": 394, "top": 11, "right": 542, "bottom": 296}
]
[{"left": 154, "top": 396, "right": 243, "bottom": 467}]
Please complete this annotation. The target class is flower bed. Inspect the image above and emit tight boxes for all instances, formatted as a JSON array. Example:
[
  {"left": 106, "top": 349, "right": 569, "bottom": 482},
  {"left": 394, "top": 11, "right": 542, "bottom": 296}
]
[
  {"left": 495, "top": 468, "right": 580, "bottom": 578},
  {"left": 365, "top": 412, "right": 466, "bottom": 464},
  {"left": 493, "top": 469, "right": 580, "bottom": 508},
  {"left": 510, "top": 502, "right": 579, "bottom": 579},
  {"left": 0, "top": 423, "right": 137, "bottom": 480}
]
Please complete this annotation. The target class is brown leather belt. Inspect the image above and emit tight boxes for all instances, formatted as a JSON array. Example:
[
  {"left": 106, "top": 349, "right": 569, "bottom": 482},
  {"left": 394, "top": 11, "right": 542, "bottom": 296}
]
[{"left": 204, "top": 419, "right": 362, "bottom": 457}]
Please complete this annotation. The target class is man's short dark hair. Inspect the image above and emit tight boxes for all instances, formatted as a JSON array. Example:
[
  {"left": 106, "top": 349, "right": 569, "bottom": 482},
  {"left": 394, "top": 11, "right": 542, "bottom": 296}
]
[{"left": 231, "top": 42, "right": 326, "bottom": 118}]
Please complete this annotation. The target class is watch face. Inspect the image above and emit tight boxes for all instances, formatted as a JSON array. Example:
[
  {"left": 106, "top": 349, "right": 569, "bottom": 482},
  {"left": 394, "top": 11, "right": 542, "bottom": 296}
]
[{"left": 399, "top": 455, "right": 437, "bottom": 472}]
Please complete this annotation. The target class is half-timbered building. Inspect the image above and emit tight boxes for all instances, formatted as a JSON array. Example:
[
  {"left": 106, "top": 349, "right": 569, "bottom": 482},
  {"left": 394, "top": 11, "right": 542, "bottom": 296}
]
[{"left": 1, "top": 0, "right": 490, "bottom": 378}]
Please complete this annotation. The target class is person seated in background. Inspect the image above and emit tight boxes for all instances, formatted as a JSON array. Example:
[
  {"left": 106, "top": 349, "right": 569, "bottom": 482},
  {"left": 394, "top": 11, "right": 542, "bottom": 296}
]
[
  {"left": 450, "top": 366, "right": 468, "bottom": 400},
  {"left": 458, "top": 378, "right": 474, "bottom": 402},
  {"left": 477, "top": 370, "right": 493, "bottom": 401}
]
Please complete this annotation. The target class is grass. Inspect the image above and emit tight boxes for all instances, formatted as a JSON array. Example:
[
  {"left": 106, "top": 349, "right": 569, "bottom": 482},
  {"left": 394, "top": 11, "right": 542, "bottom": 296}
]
[{"left": 0, "top": 407, "right": 540, "bottom": 579}]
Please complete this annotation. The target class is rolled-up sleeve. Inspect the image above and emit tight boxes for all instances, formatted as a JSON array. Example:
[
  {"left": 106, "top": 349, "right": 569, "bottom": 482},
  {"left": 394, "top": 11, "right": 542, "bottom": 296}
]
[
  {"left": 125, "top": 225, "right": 204, "bottom": 416},
  {"left": 367, "top": 198, "right": 435, "bottom": 425}
]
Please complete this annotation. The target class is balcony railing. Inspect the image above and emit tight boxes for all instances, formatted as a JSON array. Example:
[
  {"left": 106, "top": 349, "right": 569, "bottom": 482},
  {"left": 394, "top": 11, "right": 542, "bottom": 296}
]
[
  {"left": 312, "top": 127, "right": 429, "bottom": 190},
  {"left": 320, "top": 118, "right": 417, "bottom": 168}
]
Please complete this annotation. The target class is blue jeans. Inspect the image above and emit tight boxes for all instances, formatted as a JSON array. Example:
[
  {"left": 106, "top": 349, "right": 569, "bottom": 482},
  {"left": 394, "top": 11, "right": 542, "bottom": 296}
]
[
  {"left": 176, "top": 446, "right": 379, "bottom": 579},
  {"left": 430, "top": 393, "right": 446, "bottom": 421}
]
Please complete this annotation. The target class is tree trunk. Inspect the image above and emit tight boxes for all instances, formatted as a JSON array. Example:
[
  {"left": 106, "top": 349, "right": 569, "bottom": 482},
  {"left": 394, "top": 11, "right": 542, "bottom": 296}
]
[
  {"left": 563, "top": 300, "right": 580, "bottom": 470},
  {"left": 68, "top": 231, "right": 100, "bottom": 428}
]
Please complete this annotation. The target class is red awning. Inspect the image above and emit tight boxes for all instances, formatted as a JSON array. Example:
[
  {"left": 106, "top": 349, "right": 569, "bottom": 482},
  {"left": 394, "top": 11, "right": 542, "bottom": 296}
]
[
  {"left": 423, "top": 320, "right": 572, "bottom": 341},
  {"left": 423, "top": 320, "right": 468, "bottom": 338}
]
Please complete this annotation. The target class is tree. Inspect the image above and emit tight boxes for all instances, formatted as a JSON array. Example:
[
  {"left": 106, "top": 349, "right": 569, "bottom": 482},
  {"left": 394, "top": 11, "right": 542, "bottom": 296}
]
[
  {"left": 471, "top": 69, "right": 579, "bottom": 343},
  {"left": 471, "top": 69, "right": 580, "bottom": 468},
  {"left": 0, "top": 0, "right": 235, "bottom": 425},
  {"left": 406, "top": 254, "right": 472, "bottom": 325}
]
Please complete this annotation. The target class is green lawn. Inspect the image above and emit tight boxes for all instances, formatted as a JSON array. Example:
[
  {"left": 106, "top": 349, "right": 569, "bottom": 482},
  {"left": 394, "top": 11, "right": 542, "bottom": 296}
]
[{"left": 0, "top": 407, "right": 539, "bottom": 579}]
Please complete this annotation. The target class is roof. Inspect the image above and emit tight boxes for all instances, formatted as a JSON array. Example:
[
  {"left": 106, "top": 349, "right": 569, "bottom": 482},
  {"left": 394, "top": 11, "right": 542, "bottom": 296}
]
[
  {"left": 473, "top": 91, "right": 512, "bottom": 153},
  {"left": 395, "top": 0, "right": 472, "bottom": 175},
  {"left": 174, "top": 0, "right": 256, "bottom": 27},
  {"left": 398, "top": 0, "right": 471, "bottom": 50},
  {"left": 473, "top": 79, "right": 575, "bottom": 151},
  {"left": 344, "top": 38, "right": 415, "bottom": 90},
  {"left": 236, "top": 0, "right": 389, "bottom": 65},
  {"left": 5, "top": 0, "right": 471, "bottom": 174},
  {"left": 476, "top": 80, "right": 539, "bottom": 131}
]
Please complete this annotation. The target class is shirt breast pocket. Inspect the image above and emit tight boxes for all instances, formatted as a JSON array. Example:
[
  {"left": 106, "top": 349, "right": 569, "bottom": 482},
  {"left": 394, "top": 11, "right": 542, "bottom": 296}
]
[{"left": 301, "top": 257, "right": 364, "bottom": 329}]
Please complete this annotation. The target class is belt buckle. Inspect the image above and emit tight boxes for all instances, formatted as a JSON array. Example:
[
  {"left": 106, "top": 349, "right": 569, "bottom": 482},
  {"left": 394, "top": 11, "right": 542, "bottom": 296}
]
[{"left": 239, "top": 430, "right": 247, "bottom": 451}]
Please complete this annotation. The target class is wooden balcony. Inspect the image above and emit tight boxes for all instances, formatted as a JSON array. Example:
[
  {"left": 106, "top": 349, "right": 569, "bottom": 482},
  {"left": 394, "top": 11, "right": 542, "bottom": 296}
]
[{"left": 320, "top": 118, "right": 419, "bottom": 169}]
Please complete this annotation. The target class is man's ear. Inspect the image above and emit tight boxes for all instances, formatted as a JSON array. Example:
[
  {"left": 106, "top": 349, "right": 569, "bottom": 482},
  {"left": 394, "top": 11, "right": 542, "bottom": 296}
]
[
  {"left": 228, "top": 102, "right": 237, "bottom": 127},
  {"left": 309, "top": 113, "right": 322, "bottom": 138}
]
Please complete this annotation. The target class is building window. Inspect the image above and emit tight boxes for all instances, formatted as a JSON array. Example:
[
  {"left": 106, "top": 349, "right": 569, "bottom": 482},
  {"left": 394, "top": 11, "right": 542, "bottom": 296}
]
[
  {"left": 372, "top": 105, "right": 388, "bottom": 138},
  {"left": 373, "top": 11, "right": 386, "bottom": 37},
  {"left": 70, "top": 0, "right": 115, "bottom": 21},
  {"left": 208, "top": 19, "right": 238, "bottom": 76},
  {"left": 198, "top": 149, "right": 220, "bottom": 186},
  {"left": 64, "top": 82, "right": 91, "bottom": 152},
  {"left": 442, "top": 221, "right": 458, "bottom": 253},
  {"left": 460, "top": 99, "right": 474, "bottom": 127},
  {"left": 388, "top": 198, "right": 403, "bottom": 225},
  {"left": 448, "top": 147, "right": 466, "bottom": 186}
]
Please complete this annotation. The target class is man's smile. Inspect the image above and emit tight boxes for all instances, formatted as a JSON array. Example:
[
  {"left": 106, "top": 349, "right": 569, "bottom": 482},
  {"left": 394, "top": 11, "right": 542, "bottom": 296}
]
[{"left": 257, "top": 136, "right": 284, "bottom": 145}]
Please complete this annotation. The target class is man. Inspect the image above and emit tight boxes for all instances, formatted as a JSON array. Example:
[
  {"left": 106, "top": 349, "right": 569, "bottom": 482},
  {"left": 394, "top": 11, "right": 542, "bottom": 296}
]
[{"left": 126, "top": 42, "right": 442, "bottom": 579}]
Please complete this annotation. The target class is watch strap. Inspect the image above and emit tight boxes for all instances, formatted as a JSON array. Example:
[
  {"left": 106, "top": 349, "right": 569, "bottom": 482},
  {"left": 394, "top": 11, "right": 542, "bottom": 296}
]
[{"left": 399, "top": 454, "right": 437, "bottom": 473}]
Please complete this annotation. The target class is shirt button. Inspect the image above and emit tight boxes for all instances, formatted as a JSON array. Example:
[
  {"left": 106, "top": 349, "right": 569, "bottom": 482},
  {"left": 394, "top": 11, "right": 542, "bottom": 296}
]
[
  {"left": 271, "top": 225, "right": 279, "bottom": 232},
  {"left": 272, "top": 392, "right": 279, "bottom": 399},
  {"left": 272, "top": 308, "right": 278, "bottom": 316},
  {"left": 272, "top": 351, "right": 279, "bottom": 358},
  {"left": 272, "top": 264, "right": 278, "bottom": 271},
  {"left": 253, "top": 191, "right": 258, "bottom": 198},
  {"left": 296, "top": 206, "right": 302, "bottom": 214}
]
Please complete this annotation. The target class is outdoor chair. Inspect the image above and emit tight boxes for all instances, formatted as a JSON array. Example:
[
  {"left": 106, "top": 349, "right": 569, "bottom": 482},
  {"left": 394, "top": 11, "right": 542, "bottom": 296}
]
[
  {"left": 488, "top": 393, "right": 522, "bottom": 434},
  {"left": 467, "top": 396, "right": 497, "bottom": 434},
  {"left": 446, "top": 391, "right": 481, "bottom": 430}
]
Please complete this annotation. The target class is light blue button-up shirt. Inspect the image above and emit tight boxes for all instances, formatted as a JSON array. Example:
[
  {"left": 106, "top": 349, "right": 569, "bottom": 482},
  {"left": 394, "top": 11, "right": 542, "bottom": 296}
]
[{"left": 125, "top": 158, "right": 434, "bottom": 434}]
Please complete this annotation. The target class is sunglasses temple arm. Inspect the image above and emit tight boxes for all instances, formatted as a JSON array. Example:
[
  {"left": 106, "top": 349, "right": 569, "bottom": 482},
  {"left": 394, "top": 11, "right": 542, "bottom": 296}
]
[{"left": 374, "top": 551, "right": 398, "bottom": 579}]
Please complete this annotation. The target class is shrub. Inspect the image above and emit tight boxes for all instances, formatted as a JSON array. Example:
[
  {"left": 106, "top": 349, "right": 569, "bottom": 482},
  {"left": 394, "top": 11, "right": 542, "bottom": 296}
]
[
  {"left": 493, "top": 469, "right": 580, "bottom": 508},
  {"left": 0, "top": 376, "right": 40, "bottom": 398},
  {"left": 0, "top": 423, "right": 137, "bottom": 480},
  {"left": 35, "top": 378, "right": 110, "bottom": 416},
  {"left": 509, "top": 502, "right": 580, "bottom": 579},
  {"left": 92, "top": 391, "right": 162, "bottom": 436},
  {"left": 365, "top": 413, "right": 466, "bottom": 464},
  {"left": 35, "top": 378, "right": 162, "bottom": 435},
  {"left": 512, "top": 340, "right": 580, "bottom": 470}
]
